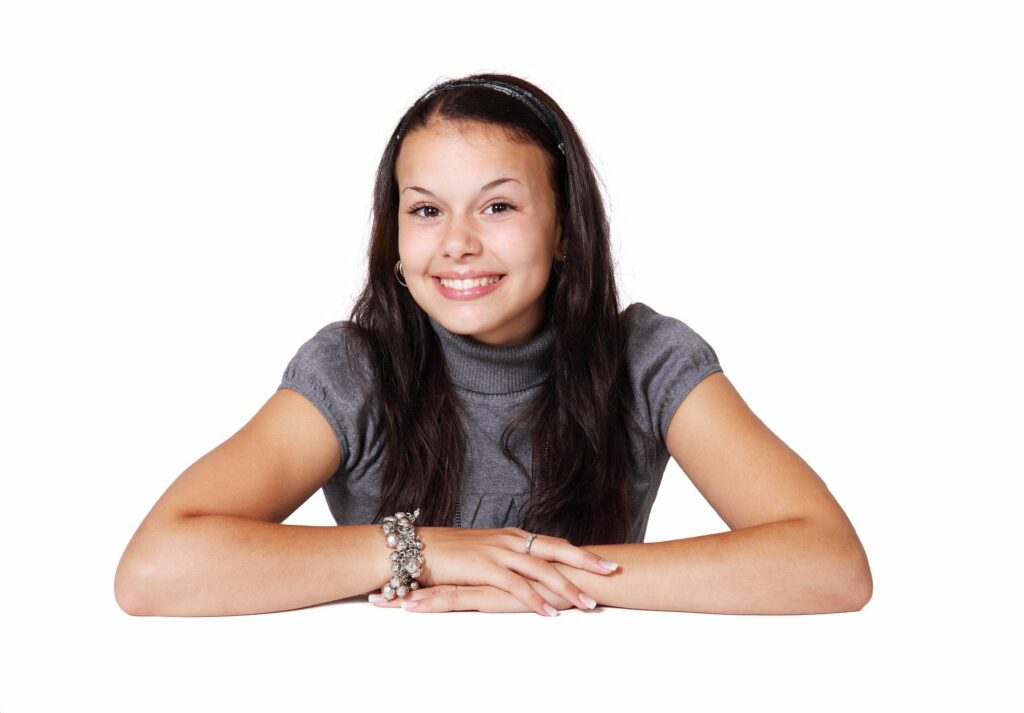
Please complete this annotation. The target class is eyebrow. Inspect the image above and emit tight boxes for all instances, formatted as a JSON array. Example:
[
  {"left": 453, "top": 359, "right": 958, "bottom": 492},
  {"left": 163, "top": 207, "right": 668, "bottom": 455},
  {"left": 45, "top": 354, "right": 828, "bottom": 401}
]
[{"left": 400, "top": 177, "right": 521, "bottom": 197}]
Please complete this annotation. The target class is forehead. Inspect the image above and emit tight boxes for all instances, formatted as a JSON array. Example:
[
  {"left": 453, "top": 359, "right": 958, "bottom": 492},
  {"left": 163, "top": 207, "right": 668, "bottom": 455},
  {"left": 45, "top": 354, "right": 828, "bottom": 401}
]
[{"left": 395, "top": 122, "right": 552, "bottom": 194}]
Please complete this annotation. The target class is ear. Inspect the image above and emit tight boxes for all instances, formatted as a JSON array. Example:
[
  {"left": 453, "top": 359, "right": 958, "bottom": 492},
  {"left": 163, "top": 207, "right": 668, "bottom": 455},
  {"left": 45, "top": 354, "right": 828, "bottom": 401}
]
[{"left": 555, "top": 219, "right": 566, "bottom": 259}]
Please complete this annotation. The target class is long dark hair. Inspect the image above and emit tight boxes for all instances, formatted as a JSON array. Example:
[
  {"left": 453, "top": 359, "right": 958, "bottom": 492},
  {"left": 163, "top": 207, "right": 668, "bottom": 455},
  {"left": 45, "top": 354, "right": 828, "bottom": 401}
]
[{"left": 345, "top": 72, "right": 656, "bottom": 545}]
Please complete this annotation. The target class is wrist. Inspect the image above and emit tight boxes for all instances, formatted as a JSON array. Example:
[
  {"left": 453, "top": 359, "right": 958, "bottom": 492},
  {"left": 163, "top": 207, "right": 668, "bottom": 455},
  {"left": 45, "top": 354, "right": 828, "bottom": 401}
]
[
  {"left": 376, "top": 509, "right": 426, "bottom": 600},
  {"left": 414, "top": 526, "right": 446, "bottom": 588}
]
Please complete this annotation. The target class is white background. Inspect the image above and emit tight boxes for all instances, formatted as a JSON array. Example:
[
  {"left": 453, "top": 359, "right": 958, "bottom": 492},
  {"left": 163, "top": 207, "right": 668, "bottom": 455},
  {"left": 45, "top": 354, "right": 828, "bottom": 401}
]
[{"left": 1, "top": 1, "right": 1021, "bottom": 710}]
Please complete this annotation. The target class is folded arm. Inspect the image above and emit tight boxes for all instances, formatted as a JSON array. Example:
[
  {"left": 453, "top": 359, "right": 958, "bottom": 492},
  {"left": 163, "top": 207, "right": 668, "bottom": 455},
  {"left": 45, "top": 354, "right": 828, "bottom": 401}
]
[
  {"left": 378, "top": 372, "right": 872, "bottom": 616},
  {"left": 554, "top": 516, "right": 870, "bottom": 614},
  {"left": 560, "top": 372, "right": 871, "bottom": 614}
]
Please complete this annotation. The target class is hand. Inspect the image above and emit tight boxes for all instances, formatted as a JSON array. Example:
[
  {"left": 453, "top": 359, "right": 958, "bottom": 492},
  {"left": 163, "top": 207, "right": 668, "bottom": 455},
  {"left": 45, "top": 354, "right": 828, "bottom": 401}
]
[
  {"left": 398, "top": 526, "right": 618, "bottom": 617},
  {"left": 371, "top": 582, "right": 580, "bottom": 615}
]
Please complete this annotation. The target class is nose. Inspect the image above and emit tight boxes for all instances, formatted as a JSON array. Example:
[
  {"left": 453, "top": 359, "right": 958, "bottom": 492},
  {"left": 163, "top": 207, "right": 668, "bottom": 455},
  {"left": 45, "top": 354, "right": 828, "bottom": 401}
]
[{"left": 441, "top": 213, "right": 483, "bottom": 260}]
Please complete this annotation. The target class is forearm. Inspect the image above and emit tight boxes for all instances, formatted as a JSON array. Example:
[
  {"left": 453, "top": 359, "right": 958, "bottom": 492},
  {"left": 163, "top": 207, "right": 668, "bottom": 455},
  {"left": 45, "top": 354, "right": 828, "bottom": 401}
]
[
  {"left": 555, "top": 518, "right": 872, "bottom": 614},
  {"left": 115, "top": 516, "right": 391, "bottom": 616}
]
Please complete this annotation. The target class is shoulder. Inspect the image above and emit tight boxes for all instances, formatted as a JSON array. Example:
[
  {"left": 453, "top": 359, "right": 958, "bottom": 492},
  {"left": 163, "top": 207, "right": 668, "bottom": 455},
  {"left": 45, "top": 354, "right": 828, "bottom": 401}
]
[
  {"left": 620, "top": 302, "right": 724, "bottom": 442},
  {"left": 280, "top": 319, "right": 376, "bottom": 394},
  {"left": 278, "top": 319, "right": 378, "bottom": 469},
  {"left": 621, "top": 302, "right": 720, "bottom": 364},
  {"left": 296, "top": 319, "right": 356, "bottom": 351},
  {"left": 285, "top": 320, "right": 369, "bottom": 367}
]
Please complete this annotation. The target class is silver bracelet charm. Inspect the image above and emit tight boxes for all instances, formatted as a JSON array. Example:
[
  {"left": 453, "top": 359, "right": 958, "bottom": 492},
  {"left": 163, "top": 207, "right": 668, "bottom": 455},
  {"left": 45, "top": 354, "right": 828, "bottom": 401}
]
[{"left": 379, "top": 508, "right": 425, "bottom": 601}]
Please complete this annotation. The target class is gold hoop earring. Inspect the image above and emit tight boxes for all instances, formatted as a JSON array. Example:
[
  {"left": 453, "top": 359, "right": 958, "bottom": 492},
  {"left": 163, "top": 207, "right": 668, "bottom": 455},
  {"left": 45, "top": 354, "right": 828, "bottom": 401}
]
[{"left": 394, "top": 259, "right": 408, "bottom": 287}]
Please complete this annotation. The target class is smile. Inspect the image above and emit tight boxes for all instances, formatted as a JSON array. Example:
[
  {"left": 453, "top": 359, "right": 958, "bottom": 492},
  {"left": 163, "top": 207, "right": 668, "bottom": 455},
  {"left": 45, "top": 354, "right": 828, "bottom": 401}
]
[{"left": 433, "top": 275, "right": 507, "bottom": 300}]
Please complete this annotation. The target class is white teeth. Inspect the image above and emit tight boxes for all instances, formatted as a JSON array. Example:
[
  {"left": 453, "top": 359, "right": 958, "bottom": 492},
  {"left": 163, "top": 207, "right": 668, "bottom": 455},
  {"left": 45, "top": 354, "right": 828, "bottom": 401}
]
[{"left": 439, "top": 276, "right": 502, "bottom": 289}]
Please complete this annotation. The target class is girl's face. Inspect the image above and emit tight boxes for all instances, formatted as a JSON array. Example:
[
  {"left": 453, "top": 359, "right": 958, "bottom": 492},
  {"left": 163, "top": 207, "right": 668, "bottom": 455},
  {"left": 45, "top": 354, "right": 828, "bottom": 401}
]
[{"left": 395, "top": 121, "right": 564, "bottom": 347}]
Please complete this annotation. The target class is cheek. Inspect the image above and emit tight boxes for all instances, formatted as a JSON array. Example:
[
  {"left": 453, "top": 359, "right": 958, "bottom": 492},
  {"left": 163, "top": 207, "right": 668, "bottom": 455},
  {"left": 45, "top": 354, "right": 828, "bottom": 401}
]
[
  {"left": 499, "top": 227, "right": 554, "bottom": 264},
  {"left": 397, "top": 235, "right": 428, "bottom": 268}
]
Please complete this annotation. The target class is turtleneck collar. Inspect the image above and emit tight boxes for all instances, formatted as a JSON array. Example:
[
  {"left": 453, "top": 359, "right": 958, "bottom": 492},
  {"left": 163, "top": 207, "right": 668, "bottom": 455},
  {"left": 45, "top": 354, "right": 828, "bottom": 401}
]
[{"left": 427, "top": 315, "right": 555, "bottom": 394}]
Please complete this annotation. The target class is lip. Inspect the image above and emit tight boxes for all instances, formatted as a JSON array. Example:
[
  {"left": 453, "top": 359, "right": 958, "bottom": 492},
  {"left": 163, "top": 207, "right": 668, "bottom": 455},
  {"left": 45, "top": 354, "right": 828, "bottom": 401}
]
[
  {"left": 432, "top": 269, "right": 506, "bottom": 279},
  {"left": 433, "top": 274, "right": 506, "bottom": 301}
]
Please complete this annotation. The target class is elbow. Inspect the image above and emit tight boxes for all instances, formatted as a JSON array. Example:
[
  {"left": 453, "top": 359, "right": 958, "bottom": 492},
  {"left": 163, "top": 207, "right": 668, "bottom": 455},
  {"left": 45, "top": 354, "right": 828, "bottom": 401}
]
[
  {"left": 115, "top": 520, "right": 181, "bottom": 616},
  {"left": 114, "top": 556, "right": 158, "bottom": 616},
  {"left": 849, "top": 564, "right": 873, "bottom": 611},
  {"left": 836, "top": 547, "right": 873, "bottom": 612},
  {"left": 833, "top": 577, "right": 872, "bottom": 613},
  {"left": 114, "top": 567, "right": 146, "bottom": 616},
  {"left": 808, "top": 518, "right": 872, "bottom": 613}
]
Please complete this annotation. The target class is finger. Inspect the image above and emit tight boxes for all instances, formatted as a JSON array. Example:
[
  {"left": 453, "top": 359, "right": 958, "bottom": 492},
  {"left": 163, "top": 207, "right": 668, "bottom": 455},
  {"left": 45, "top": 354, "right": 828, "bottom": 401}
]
[
  {"left": 515, "top": 531, "right": 619, "bottom": 575},
  {"left": 527, "top": 579, "right": 574, "bottom": 611},
  {"left": 490, "top": 568, "right": 561, "bottom": 617},
  {"left": 371, "top": 585, "right": 453, "bottom": 608},
  {"left": 498, "top": 551, "right": 598, "bottom": 611},
  {"left": 404, "top": 585, "right": 536, "bottom": 614}
]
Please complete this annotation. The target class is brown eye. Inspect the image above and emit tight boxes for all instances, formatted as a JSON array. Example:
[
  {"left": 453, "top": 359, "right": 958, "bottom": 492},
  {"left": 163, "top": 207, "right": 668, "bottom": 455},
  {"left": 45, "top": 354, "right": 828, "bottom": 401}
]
[
  {"left": 408, "top": 203, "right": 439, "bottom": 219},
  {"left": 485, "top": 201, "right": 516, "bottom": 215}
]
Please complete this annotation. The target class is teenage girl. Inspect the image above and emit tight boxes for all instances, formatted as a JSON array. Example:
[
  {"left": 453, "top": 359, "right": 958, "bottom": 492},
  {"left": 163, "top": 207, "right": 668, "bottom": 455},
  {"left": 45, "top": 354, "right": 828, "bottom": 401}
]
[{"left": 114, "top": 73, "right": 871, "bottom": 617}]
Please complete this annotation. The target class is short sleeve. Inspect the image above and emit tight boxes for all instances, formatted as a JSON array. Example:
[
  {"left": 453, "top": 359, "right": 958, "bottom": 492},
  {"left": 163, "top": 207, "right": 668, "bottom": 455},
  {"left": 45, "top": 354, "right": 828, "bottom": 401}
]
[
  {"left": 277, "top": 321, "right": 374, "bottom": 471},
  {"left": 623, "top": 302, "right": 724, "bottom": 444}
]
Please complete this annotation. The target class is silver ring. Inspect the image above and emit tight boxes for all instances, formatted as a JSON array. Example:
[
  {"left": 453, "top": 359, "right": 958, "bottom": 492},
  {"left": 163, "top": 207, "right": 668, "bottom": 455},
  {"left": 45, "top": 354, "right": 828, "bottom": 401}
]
[{"left": 524, "top": 533, "right": 539, "bottom": 555}]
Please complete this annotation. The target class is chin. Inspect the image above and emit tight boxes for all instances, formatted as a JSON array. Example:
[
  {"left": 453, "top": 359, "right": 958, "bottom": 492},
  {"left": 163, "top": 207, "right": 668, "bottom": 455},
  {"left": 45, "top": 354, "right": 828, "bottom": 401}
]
[{"left": 439, "top": 312, "right": 500, "bottom": 336}]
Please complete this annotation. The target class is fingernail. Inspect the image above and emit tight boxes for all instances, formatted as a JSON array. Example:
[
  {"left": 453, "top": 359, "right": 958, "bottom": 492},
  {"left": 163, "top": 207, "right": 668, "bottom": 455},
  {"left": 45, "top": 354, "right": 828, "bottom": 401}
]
[
  {"left": 368, "top": 593, "right": 385, "bottom": 603},
  {"left": 401, "top": 599, "right": 419, "bottom": 610},
  {"left": 543, "top": 603, "right": 559, "bottom": 617},
  {"left": 599, "top": 560, "right": 619, "bottom": 571},
  {"left": 579, "top": 593, "right": 597, "bottom": 609}
]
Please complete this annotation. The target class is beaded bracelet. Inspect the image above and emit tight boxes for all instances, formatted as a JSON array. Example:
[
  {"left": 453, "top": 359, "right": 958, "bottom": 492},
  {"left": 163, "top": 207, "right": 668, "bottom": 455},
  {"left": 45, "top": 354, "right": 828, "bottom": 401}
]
[{"left": 379, "top": 508, "right": 425, "bottom": 601}]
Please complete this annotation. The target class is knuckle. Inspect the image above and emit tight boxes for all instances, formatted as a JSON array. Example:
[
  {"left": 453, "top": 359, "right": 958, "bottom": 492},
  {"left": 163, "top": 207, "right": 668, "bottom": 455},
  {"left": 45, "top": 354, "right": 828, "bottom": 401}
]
[{"left": 495, "top": 571, "right": 516, "bottom": 591}]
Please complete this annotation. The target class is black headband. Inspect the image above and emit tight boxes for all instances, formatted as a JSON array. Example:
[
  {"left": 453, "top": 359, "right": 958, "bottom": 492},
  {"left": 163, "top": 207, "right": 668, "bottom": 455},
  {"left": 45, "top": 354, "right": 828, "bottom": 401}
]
[{"left": 395, "top": 78, "right": 566, "bottom": 155}]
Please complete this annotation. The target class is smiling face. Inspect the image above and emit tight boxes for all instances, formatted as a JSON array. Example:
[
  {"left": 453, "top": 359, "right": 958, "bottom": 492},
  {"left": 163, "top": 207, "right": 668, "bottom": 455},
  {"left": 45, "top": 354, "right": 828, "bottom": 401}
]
[{"left": 395, "top": 121, "right": 565, "bottom": 347}]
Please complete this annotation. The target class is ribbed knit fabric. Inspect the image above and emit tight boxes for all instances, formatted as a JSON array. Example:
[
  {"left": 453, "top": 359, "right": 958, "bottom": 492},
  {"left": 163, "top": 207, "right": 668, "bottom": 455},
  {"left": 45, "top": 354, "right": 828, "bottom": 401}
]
[
  {"left": 426, "top": 314, "right": 554, "bottom": 394},
  {"left": 278, "top": 302, "right": 723, "bottom": 542}
]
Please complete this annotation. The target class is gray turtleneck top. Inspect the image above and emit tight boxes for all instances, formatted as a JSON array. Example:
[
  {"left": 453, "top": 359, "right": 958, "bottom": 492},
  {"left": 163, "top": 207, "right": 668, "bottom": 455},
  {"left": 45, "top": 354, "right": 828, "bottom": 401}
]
[{"left": 277, "top": 302, "right": 723, "bottom": 543}]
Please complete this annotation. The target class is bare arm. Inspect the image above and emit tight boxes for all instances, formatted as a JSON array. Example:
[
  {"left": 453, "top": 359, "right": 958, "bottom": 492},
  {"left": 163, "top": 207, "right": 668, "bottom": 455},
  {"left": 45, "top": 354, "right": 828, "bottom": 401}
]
[
  {"left": 373, "top": 372, "right": 870, "bottom": 617},
  {"left": 114, "top": 388, "right": 391, "bottom": 616},
  {"left": 551, "top": 517, "right": 868, "bottom": 614},
  {"left": 554, "top": 372, "right": 871, "bottom": 614},
  {"left": 377, "top": 514, "right": 866, "bottom": 615},
  {"left": 116, "top": 517, "right": 394, "bottom": 616},
  {"left": 116, "top": 385, "right": 612, "bottom": 617}
]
